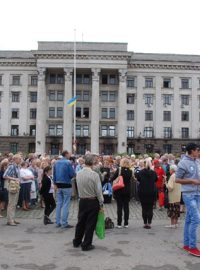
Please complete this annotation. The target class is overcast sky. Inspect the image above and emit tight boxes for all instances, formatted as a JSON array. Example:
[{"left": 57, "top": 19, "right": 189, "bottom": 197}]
[{"left": 1, "top": 0, "right": 200, "bottom": 55}]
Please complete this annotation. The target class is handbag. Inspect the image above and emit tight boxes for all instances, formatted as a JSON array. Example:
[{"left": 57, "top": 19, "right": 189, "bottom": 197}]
[
  {"left": 112, "top": 167, "right": 125, "bottom": 191},
  {"left": 102, "top": 183, "right": 112, "bottom": 196},
  {"left": 95, "top": 210, "right": 105, "bottom": 239},
  {"left": 8, "top": 180, "right": 20, "bottom": 194}
]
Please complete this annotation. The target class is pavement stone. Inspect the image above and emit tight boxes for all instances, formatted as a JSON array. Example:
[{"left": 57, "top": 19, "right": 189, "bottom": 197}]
[{"left": 1, "top": 200, "right": 199, "bottom": 270}]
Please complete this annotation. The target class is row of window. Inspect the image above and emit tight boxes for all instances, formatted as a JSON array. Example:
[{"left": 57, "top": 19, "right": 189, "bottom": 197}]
[
  {"left": 145, "top": 110, "right": 190, "bottom": 121},
  {"left": 9, "top": 124, "right": 190, "bottom": 139},
  {"left": 144, "top": 94, "right": 190, "bottom": 106},
  {"left": 127, "top": 77, "right": 192, "bottom": 89},
  {"left": 0, "top": 74, "right": 198, "bottom": 89}
]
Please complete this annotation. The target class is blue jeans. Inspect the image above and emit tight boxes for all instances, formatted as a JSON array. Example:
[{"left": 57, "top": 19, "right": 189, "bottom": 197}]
[
  {"left": 56, "top": 188, "right": 72, "bottom": 227},
  {"left": 182, "top": 194, "right": 200, "bottom": 248}
]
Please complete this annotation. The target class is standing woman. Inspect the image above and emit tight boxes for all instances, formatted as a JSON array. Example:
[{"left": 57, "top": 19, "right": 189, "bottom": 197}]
[
  {"left": 137, "top": 158, "right": 157, "bottom": 229},
  {"left": 111, "top": 158, "right": 132, "bottom": 228},
  {"left": 0, "top": 159, "right": 9, "bottom": 217},
  {"left": 165, "top": 165, "right": 181, "bottom": 228},
  {"left": 40, "top": 166, "right": 56, "bottom": 225}
]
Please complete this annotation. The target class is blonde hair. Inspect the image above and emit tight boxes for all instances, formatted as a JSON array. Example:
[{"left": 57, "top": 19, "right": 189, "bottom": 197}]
[
  {"left": 0, "top": 158, "right": 9, "bottom": 170},
  {"left": 144, "top": 157, "right": 152, "bottom": 170},
  {"left": 120, "top": 158, "right": 130, "bottom": 168}
]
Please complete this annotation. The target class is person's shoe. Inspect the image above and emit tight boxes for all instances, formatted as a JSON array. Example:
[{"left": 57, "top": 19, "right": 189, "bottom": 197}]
[
  {"left": 124, "top": 225, "right": 129, "bottom": 228},
  {"left": 47, "top": 219, "right": 54, "bottom": 224},
  {"left": 43, "top": 216, "right": 49, "bottom": 225},
  {"left": 165, "top": 225, "right": 174, "bottom": 228},
  {"left": 73, "top": 240, "right": 82, "bottom": 248},
  {"left": 61, "top": 224, "right": 73, "bottom": 229},
  {"left": 189, "top": 248, "right": 200, "bottom": 257},
  {"left": 116, "top": 225, "right": 122, "bottom": 229},
  {"left": 55, "top": 224, "right": 61, "bottom": 228},
  {"left": 81, "top": 244, "right": 95, "bottom": 251},
  {"left": 143, "top": 225, "right": 148, "bottom": 229},
  {"left": 7, "top": 222, "right": 17, "bottom": 226},
  {"left": 183, "top": 245, "right": 190, "bottom": 252},
  {"left": 147, "top": 225, "right": 151, "bottom": 229},
  {"left": 14, "top": 220, "right": 20, "bottom": 224}
]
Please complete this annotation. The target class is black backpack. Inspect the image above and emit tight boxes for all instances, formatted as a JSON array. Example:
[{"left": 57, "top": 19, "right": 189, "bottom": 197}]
[{"left": 105, "top": 217, "right": 114, "bottom": 229}]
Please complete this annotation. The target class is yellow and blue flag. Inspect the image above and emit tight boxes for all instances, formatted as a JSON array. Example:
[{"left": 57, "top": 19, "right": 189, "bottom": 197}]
[{"left": 67, "top": 96, "right": 77, "bottom": 107}]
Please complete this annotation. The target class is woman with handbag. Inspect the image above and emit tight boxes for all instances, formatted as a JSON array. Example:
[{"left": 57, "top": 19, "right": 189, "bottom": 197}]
[
  {"left": 137, "top": 158, "right": 157, "bottom": 229},
  {"left": 111, "top": 158, "right": 132, "bottom": 228},
  {"left": 165, "top": 165, "right": 181, "bottom": 228}
]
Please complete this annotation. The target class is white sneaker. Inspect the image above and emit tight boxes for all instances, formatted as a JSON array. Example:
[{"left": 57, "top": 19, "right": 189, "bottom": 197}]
[
  {"left": 165, "top": 224, "right": 176, "bottom": 228},
  {"left": 116, "top": 225, "right": 122, "bottom": 229},
  {"left": 124, "top": 225, "right": 129, "bottom": 228}
]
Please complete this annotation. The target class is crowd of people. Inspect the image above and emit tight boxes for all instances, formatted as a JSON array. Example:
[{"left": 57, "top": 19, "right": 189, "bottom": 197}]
[{"left": 0, "top": 144, "right": 200, "bottom": 255}]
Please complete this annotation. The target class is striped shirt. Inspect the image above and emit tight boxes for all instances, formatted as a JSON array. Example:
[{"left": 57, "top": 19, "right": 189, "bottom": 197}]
[{"left": 76, "top": 167, "right": 104, "bottom": 206}]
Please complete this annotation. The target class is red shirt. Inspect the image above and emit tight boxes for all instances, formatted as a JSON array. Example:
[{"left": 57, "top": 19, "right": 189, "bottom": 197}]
[{"left": 154, "top": 166, "right": 165, "bottom": 189}]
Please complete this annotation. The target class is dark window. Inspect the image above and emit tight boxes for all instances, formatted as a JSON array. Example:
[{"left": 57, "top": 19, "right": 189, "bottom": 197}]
[
  {"left": 12, "top": 76, "right": 20, "bottom": 85},
  {"left": 30, "top": 125, "right": 36, "bottom": 136},
  {"left": 12, "top": 92, "right": 20, "bottom": 102},
  {"left": 101, "top": 108, "right": 107, "bottom": 119},
  {"left": 109, "top": 91, "right": 116, "bottom": 102},
  {"left": 109, "top": 108, "right": 115, "bottom": 119},
  {"left": 11, "top": 109, "right": 19, "bottom": 119},
  {"left": 83, "top": 108, "right": 89, "bottom": 118},
  {"left": 163, "top": 127, "right": 172, "bottom": 138},
  {"left": 163, "top": 94, "right": 172, "bottom": 105},
  {"left": 76, "top": 107, "right": 81, "bottom": 118},
  {"left": 144, "top": 94, "right": 153, "bottom": 106},
  {"left": 181, "top": 111, "right": 189, "bottom": 121},
  {"left": 127, "top": 127, "right": 134, "bottom": 138},
  {"left": 144, "top": 127, "right": 154, "bottom": 138},
  {"left": 102, "top": 75, "right": 108, "bottom": 84},
  {"left": 49, "top": 91, "right": 56, "bottom": 101},
  {"left": 83, "top": 74, "right": 90, "bottom": 84},
  {"left": 83, "top": 125, "right": 89, "bottom": 136},
  {"left": 127, "top": 94, "right": 134, "bottom": 104},
  {"left": 145, "top": 144, "right": 154, "bottom": 153},
  {"left": 181, "top": 78, "right": 189, "bottom": 89},
  {"left": 145, "top": 110, "right": 153, "bottom": 121},
  {"left": 50, "top": 74, "right": 56, "bottom": 84},
  {"left": 181, "top": 95, "right": 189, "bottom": 106},
  {"left": 51, "top": 144, "right": 59, "bottom": 155},
  {"left": 127, "top": 144, "right": 135, "bottom": 155},
  {"left": 49, "top": 125, "right": 55, "bottom": 136},
  {"left": 127, "top": 110, "right": 134, "bottom": 120},
  {"left": 145, "top": 78, "right": 153, "bottom": 88},
  {"left": 163, "top": 111, "right": 171, "bottom": 121},
  {"left": 28, "top": 143, "right": 35, "bottom": 153},
  {"left": 76, "top": 90, "right": 82, "bottom": 101},
  {"left": 109, "top": 75, "right": 117, "bottom": 85},
  {"left": 57, "top": 74, "right": 64, "bottom": 84},
  {"left": 83, "top": 91, "right": 89, "bottom": 101},
  {"left": 127, "top": 78, "right": 135, "bottom": 88},
  {"left": 0, "top": 92, "right": 1, "bottom": 102},
  {"left": 49, "top": 107, "right": 55, "bottom": 118},
  {"left": 11, "top": 125, "right": 19, "bottom": 136},
  {"left": 30, "top": 108, "right": 37, "bottom": 119},
  {"left": 30, "top": 92, "right": 37, "bottom": 102},
  {"left": 163, "top": 144, "right": 172, "bottom": 153},
  {"left": 101, "top": 91, "right": 108, "bottom": 102},
  {"left": 57, "top": 91, "right": 64, "bottom": 101},
  {"left": 10, "top": 143, "right": 18, "bottom": 153},
  {"left": 76, "top": 74, "right": 82, "bottom": 84},
  {"left": 101, "top": 125, "right": 115, "bottom": 137},
  {"left": 0, "top": 75, "right": 2, "bottom": 85},
  {"left": 163, "top": 78, "right": 171, "bottom": 88},
  {"left": 182, "top": 128, "right": 189, "bottom": 138},
  {"left": 31, "top": 76, "right": 38, "bottom": 86},
  {"left": 57, "top": 107, "right": 63, "bottom": 118},
  {"left": 76, "top": 125, "right": 81, "bottom": 136}
]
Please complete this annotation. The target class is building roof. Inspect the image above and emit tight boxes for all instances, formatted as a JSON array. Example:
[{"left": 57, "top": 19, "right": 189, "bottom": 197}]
[
  {"left": 0, "top": 51, "right": 34, "bottom": 59},
  {"left": 133, "top": 53, "right": 200, "bottom": 63}
]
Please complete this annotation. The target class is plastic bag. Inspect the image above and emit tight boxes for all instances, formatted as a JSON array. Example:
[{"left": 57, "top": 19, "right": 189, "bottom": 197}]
[{"left": 95, "top": 211, "right": 105, "bottom": 239}]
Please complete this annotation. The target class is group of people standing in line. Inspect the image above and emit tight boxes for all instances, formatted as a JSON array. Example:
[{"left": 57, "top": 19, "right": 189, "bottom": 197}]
[{"left": 0, "top": 144, "right": 200, "bottom": 255}]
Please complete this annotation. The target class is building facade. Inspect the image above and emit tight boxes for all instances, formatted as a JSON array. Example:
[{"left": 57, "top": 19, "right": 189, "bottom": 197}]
[{"left": 0, "top": 42, "right": 200, "bottom": 155}]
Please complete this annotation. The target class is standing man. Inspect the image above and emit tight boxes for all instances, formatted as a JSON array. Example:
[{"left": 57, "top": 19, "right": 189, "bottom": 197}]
[
  {"left": 176, "top": 143, "right": 200, "bottom": 257},
  {"left": 53, "top": 150, "right": 75, "bottom": 228},
  {"left": 73, "top": 154, "right": 104, "bottom": 251},
  {"left": 4, "top": 154, "right": 22, "bottom": 226}
]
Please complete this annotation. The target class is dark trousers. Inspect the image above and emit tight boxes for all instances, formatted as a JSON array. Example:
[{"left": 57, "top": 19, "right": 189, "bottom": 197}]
[
  {"left": 141, "top": 202, "right": 154, "bottom": 224},
  {"left": 116, "top": 195, "right": 129, "bottom": 226},
  {"left": 73, "top": 198, "right": 99, "bottom": 248},
  {"left": 43, "top": 193, "right": 56, "bottom": 217}
]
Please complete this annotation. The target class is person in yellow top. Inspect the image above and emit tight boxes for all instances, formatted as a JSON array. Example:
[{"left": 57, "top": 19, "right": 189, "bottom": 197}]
[{"left": 165, "top": 164, "right": 181, "bottom": 228}]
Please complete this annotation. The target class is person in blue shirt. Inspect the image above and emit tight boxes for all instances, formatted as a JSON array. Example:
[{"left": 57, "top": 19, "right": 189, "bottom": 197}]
[{"left": 53, "top": 150, "right": 75, "bottom": 228}]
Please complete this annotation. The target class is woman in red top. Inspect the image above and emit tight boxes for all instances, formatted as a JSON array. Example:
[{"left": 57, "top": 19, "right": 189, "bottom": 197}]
[{"left": 153, "top": 160, "right": 166, "bottom": 210}]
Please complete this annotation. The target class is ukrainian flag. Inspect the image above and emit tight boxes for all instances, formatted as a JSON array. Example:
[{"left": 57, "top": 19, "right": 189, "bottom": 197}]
[{"left": 67, "top": 96, "right": 77, "bottom": 107}]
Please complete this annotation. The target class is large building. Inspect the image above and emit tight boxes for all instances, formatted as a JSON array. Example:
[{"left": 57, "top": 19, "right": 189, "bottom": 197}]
[{"left": 0, "top": 42, "right": 200, "bottom": 155}]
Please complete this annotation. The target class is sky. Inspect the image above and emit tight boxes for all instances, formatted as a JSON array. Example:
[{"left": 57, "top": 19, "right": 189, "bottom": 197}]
[{"left": 1, "top": 0, "right": 200, "bottom": 55}]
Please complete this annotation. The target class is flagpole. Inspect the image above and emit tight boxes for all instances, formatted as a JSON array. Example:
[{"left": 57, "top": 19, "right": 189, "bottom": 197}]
[{"left": 73, "top": 29, "right": 76, "bottom": 154}]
